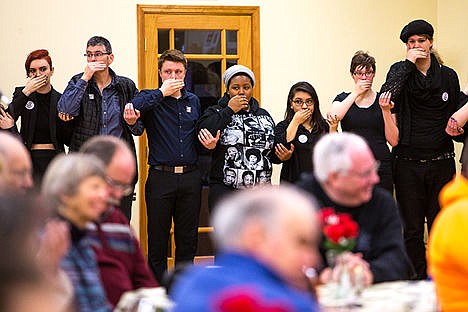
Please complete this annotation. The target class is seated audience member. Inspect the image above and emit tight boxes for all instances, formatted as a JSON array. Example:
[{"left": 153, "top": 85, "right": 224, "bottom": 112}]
[
  {"left": 0, "top": 132, "right": 73, "bottom": 311},
  {"left": 0, "top": 132, "right": 33, "bottom": 194},
  {"left": 428, "top": 139, "right": 468, "bottom": 312},
  {"left": 297, "top": 132, "right": 411, "bottom": 284},
  {"left": 0, "top": 195, "right": 69, "bottom": 312},
  {"left": 42, "top": 154, "right": 112, "bottom": 312},
  {"left": 171, "top": 185, "right": 320, "bottom": 312},
  {"left": 80, "top": 135, "right": 158, "bottom": 307}
]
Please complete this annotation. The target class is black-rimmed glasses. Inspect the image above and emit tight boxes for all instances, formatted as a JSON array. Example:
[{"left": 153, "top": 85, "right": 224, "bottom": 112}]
[
  {"left": 84, "top": 51, "right": 112, "bottom": 58},
  {"left": 291, "top": 99, "right": 314, "bottom": 107}
]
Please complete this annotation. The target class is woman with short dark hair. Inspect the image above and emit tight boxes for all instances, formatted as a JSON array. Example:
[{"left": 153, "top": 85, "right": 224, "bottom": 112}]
[{"left": 329, "top": 51, "right": 398, "bottom": 193}]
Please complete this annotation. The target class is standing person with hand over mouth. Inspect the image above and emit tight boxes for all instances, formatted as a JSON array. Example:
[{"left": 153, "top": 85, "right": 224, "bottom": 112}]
[
  {"left": 380, "top": 19, "right": 468, "bottom": 280},
  {"left": 197, "top": 64, "right": 292, "bottom": 212},
  {"left": 127, "top": 49, "right": 202, "bottom": 284},
  {"left": 58, "top": 36, "right": 139, "bottom": 221},
  {"left": 0, "top": 49, "right": 72, "bottom": 186},
  {"left": 329, "top": 51, "right": 398, "bottom": 193},
  {"left": 275, "top": 81, "right": 338, "bottom": 183}
]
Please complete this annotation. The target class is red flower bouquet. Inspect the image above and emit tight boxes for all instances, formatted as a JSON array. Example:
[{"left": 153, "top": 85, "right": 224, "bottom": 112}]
[{"left": 318, "top": 207, "right": 359, "bottom": 254}]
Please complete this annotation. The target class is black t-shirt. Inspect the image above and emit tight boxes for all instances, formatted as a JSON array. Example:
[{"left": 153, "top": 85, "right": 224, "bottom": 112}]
[
  {"left": 334, "top": 92, "right": 391, "bottom": 161},
  {"left": 33, "top": 91, "right": 52, "bottom": 144},
  {"left": 275, "top": 119, "right": 329, "bottom": 183}
]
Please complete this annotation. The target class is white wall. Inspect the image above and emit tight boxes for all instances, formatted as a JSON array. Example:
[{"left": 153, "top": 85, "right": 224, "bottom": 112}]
[{"left": 2, "top": 0, "right": 467, "bottom": 230}]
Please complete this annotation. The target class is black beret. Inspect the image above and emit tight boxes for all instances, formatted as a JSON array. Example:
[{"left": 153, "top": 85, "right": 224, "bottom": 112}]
[{"left": 400, "top": 19, "right": 434, "bottom": 43}]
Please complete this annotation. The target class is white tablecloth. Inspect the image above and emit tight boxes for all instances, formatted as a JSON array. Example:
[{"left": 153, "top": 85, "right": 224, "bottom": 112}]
[{"left": 317, "top": 280, "right": 438, "bottom": 312}]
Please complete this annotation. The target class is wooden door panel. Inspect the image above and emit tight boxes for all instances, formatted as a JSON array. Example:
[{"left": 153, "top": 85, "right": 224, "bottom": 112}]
[{"left": 137, "top": 6, "right": 260, "bottom": 267}]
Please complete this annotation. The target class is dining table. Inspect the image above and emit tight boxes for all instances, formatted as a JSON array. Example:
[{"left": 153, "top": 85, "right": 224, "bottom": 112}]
[{"left": 317, "top": 280, "right": 438, "bottom": 312}]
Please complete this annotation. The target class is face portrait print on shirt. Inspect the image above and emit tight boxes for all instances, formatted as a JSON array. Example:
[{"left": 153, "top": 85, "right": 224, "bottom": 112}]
[{"left": 220, "top": 113, "right": 275, "bottom": 189}]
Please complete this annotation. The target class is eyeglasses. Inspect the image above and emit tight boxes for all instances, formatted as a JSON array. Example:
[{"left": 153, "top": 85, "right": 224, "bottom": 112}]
[
  {"left": 105, "top": 176, "right": 133, "bottom": 196},
  {"left": 84, "top": 51, "right": 112, "bottom": 58},
  {"left": 353, "top": 71, "right": 374, "bottom": 78},
  {"left": 291, "top": 99, "right": 314, "bottom": 107},
  {"left": 346, "top": 161, "right": 380, "bottom": 179}
]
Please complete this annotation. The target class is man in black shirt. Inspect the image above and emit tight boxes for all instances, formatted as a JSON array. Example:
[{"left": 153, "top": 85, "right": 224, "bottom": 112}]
[
  {"left": 298, "top": 133, "right": 410, "bottom": 284},
  {"left": 129, "top": 49, "right": 202, "bottom": 284}
]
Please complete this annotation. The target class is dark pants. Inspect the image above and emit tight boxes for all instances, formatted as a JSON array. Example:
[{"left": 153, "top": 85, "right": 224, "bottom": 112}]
[
  {"left": 377, "top": 159, "right": 394, "bottom": 194},
  {"left": 208, "top": 182, "right": 235, "bottom": 213},
  {"left": 30, "top": 149, "right": 60, "bottom": 187},
  {"left": 145, "top": 168, "right": 201, "bottom": 284},
  {"left": 394, "top": 157, "right": 455, "bottom": 279}
]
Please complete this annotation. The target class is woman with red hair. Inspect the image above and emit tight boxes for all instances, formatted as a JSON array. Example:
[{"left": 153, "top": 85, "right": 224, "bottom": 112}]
[{"left": 0, "top": 49, "right": 72, "bottom": 186}]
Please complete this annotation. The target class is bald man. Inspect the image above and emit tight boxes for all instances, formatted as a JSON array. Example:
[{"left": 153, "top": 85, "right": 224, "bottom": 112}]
[{"left": 0, "top": 132, "right": 33, "bottom": 194}]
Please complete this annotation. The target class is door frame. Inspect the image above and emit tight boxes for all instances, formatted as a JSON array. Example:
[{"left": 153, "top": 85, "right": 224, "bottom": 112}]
[{"left": 136, "top": 5, "right": 260, "bottom": 253}]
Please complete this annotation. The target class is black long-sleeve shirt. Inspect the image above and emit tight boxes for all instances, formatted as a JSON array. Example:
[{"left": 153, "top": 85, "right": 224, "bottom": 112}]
[{"left": 297, "top": 174, "right": 412, "bottom": 283}]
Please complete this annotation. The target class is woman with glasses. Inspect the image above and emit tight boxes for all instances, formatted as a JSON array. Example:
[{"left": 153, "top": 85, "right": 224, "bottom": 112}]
[
  {"left": 328, "top": 51, "right": 398, "bottom": 193},
  {"left": 0, "top": 49, "right": 72, "bottom": 186},
  {"left": 274, "top": 81, "right": 338, "bottom": 183}
]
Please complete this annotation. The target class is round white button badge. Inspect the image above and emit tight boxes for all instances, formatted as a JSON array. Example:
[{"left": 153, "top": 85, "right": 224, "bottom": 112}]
[
  {"left": 298, "top": 134, "right": 308, "bottom": 143},
  {"left": 25, "top": 101, "right": 35, "bottom": 110},
  {"left": 442, "top": 92, "right": 448, "bottom": 102}
]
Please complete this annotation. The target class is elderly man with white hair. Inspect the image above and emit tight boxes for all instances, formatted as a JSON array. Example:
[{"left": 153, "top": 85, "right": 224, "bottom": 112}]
[
  {"left": 298, "top": 132, "right": 411, "bottom": 284},
  {"left": 171, "top": 185, "right": 320, "bottom": 311}
]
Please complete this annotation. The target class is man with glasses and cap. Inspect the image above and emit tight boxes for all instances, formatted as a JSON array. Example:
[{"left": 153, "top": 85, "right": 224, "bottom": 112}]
[{"left": 58, "top": 35, "right": 140, "bottom": 221}]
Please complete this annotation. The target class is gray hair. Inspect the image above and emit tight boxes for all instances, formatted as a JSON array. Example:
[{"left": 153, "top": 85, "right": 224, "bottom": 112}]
[
  {"left": 313, "top": 132, "right": 369, "bottom": 183},
  {"left": 211, "top": 185, "right": 317, "bottom": 249},
  {"left": 41, "top": 154, "right": 106, "bottom": 210},
  {"left": 87, "top": 36, "right": 112, "bottom": 53}
]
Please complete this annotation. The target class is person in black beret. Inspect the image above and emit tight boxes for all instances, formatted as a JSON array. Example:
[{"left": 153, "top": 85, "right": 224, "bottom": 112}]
[
  {"left": 399, "top": 19, "right": 434, "bottom": 43},
  {"left": 380, "top": 19, "right": 468, "bottom": 280}
]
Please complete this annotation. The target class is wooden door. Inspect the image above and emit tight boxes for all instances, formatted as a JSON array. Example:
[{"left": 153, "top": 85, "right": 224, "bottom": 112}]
[{"left": 136, "top": 5, "right": 260, "bottom": 268}]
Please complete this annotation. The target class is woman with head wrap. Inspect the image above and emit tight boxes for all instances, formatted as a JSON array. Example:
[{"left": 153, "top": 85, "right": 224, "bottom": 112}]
[{"left": 197, "top": 65, "right": 290, "bottom": 211}]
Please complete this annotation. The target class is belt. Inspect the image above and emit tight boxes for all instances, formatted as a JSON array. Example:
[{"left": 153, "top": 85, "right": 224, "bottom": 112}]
[
  {"left": 151, "top": 164, "right": 198, "bottom": 174},
  {"left": 31, "top": 143, "right": 55, "bottom": 150},
  {"left": 396, "top": 152, "right": 455, "bottom": 163}
]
